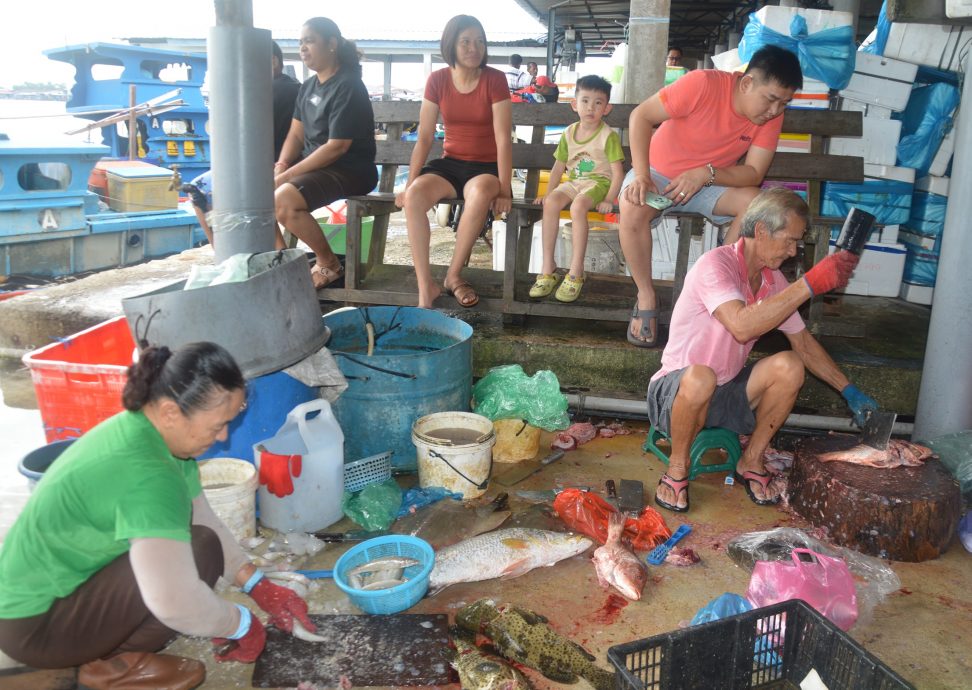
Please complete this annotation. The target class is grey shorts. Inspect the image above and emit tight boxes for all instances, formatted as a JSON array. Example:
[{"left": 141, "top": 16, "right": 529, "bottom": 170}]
[
  {"left": 646, "top": 364, "right": 756, "bottom": 436},
  {"left": 620, "top": 167, "right": 733, "bottom": 226}
]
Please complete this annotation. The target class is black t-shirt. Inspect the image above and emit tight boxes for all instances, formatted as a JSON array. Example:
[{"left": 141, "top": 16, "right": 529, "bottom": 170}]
[
  {"left": 295, "top": 68, "right": 376, "bottom": 171},
  {"left": 272, "top": 72, "right": 301, "bottom": 160}
]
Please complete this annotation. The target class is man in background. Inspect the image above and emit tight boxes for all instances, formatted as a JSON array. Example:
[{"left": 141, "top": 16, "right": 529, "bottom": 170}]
[
  {"left": 526, "top": 61, "right": 539, "bottom": 84},
  {"left": 666, "top": 47, "right": 684, "bottom": 67},
  {"left": 505, "top": 54, "right": 532, "bottom": 93},
  {"left": 272, "top": 40, "right": 301, "bottom": 160},
  {"left": 534, "top": 75, "right": 560, "bottom": 103}
]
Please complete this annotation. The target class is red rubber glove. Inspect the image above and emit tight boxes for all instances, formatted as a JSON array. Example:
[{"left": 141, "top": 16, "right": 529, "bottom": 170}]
[
  {"left": 257, "top": 449, "right": 302, "bottom": 498},
  {"left": 249, "top": 577, "right": 316, "bottom": 634},
  {"left": 804, "top": 250, "right": 859, "bottom": 296},
  {"left": 213, "top": 612, "right": 266, "bottom": 663}
]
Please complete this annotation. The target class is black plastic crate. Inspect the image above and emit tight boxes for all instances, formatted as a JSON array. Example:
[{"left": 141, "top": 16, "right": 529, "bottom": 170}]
[{"left": 607, "top": 599, "right": 914, "bottom": 690}]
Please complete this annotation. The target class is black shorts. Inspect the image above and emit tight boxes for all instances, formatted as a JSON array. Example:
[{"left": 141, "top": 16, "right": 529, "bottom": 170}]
[
  {"left": 646, "top": 364, "right": 757, "bottom": 436},
  {"left": 289, "top": 164, "right": 378, "bottom": 211},
  {"left": 420, "top": 157, "right": 499, "bottom": 199}
]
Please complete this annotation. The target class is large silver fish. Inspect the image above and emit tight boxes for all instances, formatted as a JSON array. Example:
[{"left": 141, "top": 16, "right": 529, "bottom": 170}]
[
  {"left": 591, "top": 511, "right": 647, "bottom": 600},
  {"left": 817, "top": 439, "right": 934, "bottom": 468},
  {"left": 429, "top": 528, "right": 593, "bottom": 593}
]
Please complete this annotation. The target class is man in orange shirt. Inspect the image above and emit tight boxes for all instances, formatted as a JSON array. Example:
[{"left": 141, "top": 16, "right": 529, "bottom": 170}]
[{"left": 618, "top": 45, "right": 801, "bottom": 347}]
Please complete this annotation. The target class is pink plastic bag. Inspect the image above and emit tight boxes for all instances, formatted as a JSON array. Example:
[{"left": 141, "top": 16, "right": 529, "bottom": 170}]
[{"left": 746, "top": 548, "right": 858, "bottom": 630}]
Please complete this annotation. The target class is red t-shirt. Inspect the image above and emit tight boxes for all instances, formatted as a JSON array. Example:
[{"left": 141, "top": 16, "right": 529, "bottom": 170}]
[
  {"left": 651, "top": 70, "right": 784, "bottom": 178},
  {"left": 424, "top": 66, "right": 510, "bottom": 162}
]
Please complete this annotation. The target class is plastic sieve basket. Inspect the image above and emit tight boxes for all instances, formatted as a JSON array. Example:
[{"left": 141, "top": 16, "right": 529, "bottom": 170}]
[
  {"left": 344, "top": 451, "right": 393, "bottom": 492},
  {"left": 333, "top": 535, "right": 434, "bottom": 615}
]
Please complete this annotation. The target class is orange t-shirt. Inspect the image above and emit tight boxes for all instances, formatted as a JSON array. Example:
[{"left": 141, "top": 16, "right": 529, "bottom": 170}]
[
  {"left": 425, "top": 66, "right": 510, "bottom": 162},
  {"left": 650, "top": 70, "right": 783, "bottom": 178}
]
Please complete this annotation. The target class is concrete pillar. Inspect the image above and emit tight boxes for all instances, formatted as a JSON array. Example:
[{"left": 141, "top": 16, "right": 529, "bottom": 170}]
[
  {"left": 779, "top": 0, "right": 799, "bottom": 7},
  {"left": 914, "top": 54, "right": 972, "bottom": 441},
  {"left": 208, "top": 0, "right": 276, "bottom": 261},
  {"left": 728, "top": 31, "right": 741, "bottom": 51},
  {"left": 714, "top": 42, "right": 728, "bottom": 55},
  {"left": 831, "top": 0, "right": 861, "bottom": 36},
  {"left": 704, "top": 54, "right": 714, "bottom": 69},
  {"left": 383, "top": 58, "right": 392, "bottom": 100},
  {"left": 624, "top": 0, "right": 670, "bottom": 104}
]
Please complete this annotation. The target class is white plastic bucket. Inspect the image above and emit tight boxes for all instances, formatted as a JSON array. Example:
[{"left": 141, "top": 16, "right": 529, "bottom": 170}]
[
  {"left": 198, "top": 458, "right": 258, "bottom": 542},
  {"left": 412, "top": 411, "right": 495, "bottom": 499},
  {"left": 558, "top": 222, "right": 626, "bottom": 275}
]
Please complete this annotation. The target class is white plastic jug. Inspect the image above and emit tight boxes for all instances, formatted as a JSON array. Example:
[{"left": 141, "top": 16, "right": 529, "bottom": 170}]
[{"left": 254, "top": 399, "right": 344, "bottom": 532}]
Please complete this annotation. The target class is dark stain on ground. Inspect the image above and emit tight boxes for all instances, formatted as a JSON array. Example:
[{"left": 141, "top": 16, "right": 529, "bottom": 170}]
[
  {"left": 590, "top": 593, "right": 628, "bottom": 625},
  {"left": 936, "top": 594, "right": 972, "bottom": 615}
]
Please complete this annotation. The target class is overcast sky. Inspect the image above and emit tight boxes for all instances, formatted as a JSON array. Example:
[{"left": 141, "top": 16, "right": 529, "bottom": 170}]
[{"left": 0, "top": 1, "right": 547, "bottom": 88}]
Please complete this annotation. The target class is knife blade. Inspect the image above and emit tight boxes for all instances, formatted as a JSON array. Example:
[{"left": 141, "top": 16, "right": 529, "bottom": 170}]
[
  {"left": 492, "top": 449, "right": 565, "bottom": 486},
  {"left": 861, "top": 410, "right": 897, "bottom": 450},
  {"left": 618, "top": 479, "right": 644, "bottom": 515},
  {"left": 312, "top": 529, "right": 388, "bottom": 542}
]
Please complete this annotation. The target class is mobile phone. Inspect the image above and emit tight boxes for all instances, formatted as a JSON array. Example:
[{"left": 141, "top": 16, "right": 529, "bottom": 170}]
[{"left": 645, "top": 193, "right": 673, "bottom": 211}]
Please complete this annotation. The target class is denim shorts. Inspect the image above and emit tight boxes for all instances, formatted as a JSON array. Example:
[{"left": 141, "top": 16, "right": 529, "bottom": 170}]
[
  {"left": 646, "top": 364, "right": 757, "bottom": 436},
  {"left": 620, "top": 167, "right": 733, "bottom": 225}
]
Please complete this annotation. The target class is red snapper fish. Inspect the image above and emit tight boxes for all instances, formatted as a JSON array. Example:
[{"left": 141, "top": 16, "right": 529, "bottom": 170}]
[
  {"left": 817, "top": 439, "right": 934, "bottom": 469},
  {"left": 591, "top": 511, "right": 648, "bottom": 600}
]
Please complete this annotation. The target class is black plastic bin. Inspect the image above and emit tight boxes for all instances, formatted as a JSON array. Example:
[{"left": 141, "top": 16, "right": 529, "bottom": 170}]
[{"left": 607, "top": 599, "right": 914, "bottom": 690}]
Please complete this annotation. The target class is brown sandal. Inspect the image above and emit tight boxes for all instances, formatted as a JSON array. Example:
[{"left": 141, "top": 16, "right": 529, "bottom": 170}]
[
  {"left": 443, "top": 280, "right": 479, "bottom": 308},
  {"left": 311, "top": 263, "right": 344, "bottom": 290}
]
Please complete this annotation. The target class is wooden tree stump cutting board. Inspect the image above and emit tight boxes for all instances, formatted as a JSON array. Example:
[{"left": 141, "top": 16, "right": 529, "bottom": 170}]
[{"left": 789, "top": 435, "right": 961, "bottom": 562}]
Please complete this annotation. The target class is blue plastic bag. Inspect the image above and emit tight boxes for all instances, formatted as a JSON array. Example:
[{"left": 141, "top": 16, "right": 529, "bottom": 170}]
[
  {"left": 737, "top": 14, "right": 856, "bottom": 90},
  {"left": 860, "top": 1, "right": 891, "bottom": 56},
  {"left": 822, "top": 179, "right": 914, "bottom": 225},
  {"left": 904, "top": 191, "right": 948, "bottom": 245},
  {"left": 902, "top": 245, "right": 939, "bottom": 287},
  {"left": 896, "top": 82, "right": 960, "bottom": 176},
  {"left": 396, "top": 486, "right": 463, "bottom": 518},
  {"left": 691, "top": 593, "right": 752, "bottom": 625}
]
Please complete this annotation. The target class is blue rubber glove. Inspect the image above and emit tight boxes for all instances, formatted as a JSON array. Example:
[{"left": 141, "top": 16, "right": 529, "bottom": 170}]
[{"left": 841, "top": 384, "right": 879, "bottom": 427}]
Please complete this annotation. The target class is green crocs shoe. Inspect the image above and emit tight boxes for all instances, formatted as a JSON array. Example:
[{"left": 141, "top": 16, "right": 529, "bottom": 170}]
[
  {"left": 529, "top": 273, "right": 560, "bottom": 298},
  {"left": 555, "top": 273, "right": 585, "bottom": 302}
]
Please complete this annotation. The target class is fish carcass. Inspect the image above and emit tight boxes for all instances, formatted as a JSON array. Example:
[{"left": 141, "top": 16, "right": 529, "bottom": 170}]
[
  {"left": 591, "top": 511, "right": 647, "bottom": 600},
  {"left": 456, "top": 599, "right": 615, "bottom": 690},
  {"left": 428, "top": 528, "right": 592, "bottom": 593},
  {"left": 452, "top": 631, "right": 533, "bottom": 690},
  {"left": 817, "top": 440, "right": 934, "bottom": 468}
]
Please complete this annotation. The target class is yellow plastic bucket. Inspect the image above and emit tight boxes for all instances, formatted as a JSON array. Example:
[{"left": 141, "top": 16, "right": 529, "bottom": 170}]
[{"left": 492, "top": 418, "right": 541, "bottom": 463}]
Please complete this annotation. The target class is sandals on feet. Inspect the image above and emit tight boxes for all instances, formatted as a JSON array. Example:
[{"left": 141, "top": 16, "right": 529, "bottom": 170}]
[
  {"left": 555, "top": 274, "right": 585, "bottom": 302},
  {"left": 311, "top": 263, "right": 344, "bottom": 290},
  {"left": 444, "top": 280, "right": 479, "bottom": 308},
  {"left": 654, "top": 473, "right": 690, "bottom": 513},
  {"left": 529, "top": 273, "right": 560, "bottom": 298},
  {"left": 733, "top": 469, "right": 780, "bottom": 506},
  {"left": 627, "top": 304, "right": 659, "bottom": 348}
]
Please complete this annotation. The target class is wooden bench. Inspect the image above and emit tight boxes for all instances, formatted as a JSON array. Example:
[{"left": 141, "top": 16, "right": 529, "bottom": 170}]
[{"left": 320, "top": 101, "right": 863, "bottom": 328}]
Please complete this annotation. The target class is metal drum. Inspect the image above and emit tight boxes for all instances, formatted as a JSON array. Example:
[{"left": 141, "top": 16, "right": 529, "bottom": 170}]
[{"left": 323, "top": 307, "right": 473, "bottom": 471}]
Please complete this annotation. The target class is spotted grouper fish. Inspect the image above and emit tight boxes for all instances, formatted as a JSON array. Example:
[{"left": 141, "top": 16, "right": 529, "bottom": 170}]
[
  {"left": 817, "top": 439, "right": 934, "bottom": 469},
  {"left": 456, "top": 599, "right": 615, "bottom": 690},
  {"left": 429, "top": 528, "right": 592, "bottom": 593},
  {"left": 452, "top": 630, "right": 533, "bottom": 690},
  {"left": 591, "top": 511, "right": 647, "bottom": 600}
]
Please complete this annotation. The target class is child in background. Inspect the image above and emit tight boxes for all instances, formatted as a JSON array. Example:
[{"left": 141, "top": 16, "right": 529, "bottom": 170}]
[{"left": 530, "top": 75, "right": 624, "bottom": 302}]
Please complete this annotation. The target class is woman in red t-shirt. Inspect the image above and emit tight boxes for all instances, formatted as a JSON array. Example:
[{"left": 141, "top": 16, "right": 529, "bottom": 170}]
[{"left": 395, "top": 15, "right": 512, "bottom": 308}]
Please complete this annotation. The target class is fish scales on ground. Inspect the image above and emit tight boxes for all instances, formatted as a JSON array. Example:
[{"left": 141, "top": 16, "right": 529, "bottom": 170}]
[
  {"left": 456, "top": 600, "right": 615, "bottom": 690},
  {"left": 591, "top": 511, "right": 647, "bottom": 600},
  {"left": 817, "top": 439, "right": 935, "bottom": 468},
  {"left": 452, "top": 629, "right": 534, "bottom": 690},
  {"left": 428, "top": 528, "right": 593, "bottom": 593}
]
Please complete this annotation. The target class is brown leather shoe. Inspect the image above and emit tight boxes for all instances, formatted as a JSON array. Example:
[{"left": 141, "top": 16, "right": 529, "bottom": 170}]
[{"left": 78, "top": 652, "right": 205, "bottom": 690}]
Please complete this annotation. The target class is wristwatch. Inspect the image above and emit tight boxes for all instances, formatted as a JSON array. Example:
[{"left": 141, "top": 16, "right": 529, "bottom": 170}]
[{"left": 704, "top": 163, "right": 716, "bottom": 187}]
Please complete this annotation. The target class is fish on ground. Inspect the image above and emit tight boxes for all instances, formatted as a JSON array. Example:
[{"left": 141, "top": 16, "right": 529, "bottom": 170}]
[
  {"left": 591, "top": 511, "right": 647, "bottom": 600},
  {"left": 392, "top": 495, "right": 512, "bottom": 550},
  {"left": 428, "top": 528, "right": 592, "bottom": 593},
  {"left": 456, "top": 599, "right": 615, "bottom": 690},
  {"left": 452, "top": 628, "right": 533, "bottom": 690},
  {"left": 817, "top": 439, "right": 934, "bottom": 468}
]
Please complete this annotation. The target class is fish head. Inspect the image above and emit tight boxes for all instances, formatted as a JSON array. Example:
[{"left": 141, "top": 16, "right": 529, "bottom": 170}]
[{"left": 456, "top": 599, "right": 499, "bottom": 633}]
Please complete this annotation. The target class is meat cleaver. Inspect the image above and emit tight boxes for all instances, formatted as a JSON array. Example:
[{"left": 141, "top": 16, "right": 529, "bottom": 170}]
[
  {"left": 861, "top": 410, "right": 897, "bottom": 450},
  {"left": 493, "top": 449, "right": 565, "bottom": 486}
]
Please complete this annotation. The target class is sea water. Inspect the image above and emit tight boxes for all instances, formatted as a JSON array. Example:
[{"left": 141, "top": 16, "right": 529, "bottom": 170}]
[{"left": 0, "top": 98, "right": 104, "bottom": 144}]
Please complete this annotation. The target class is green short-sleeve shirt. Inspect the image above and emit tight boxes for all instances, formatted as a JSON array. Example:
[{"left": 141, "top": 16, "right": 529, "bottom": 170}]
[
  {"left": 0, "top": 411, "right": 201, "bottom": 618},
  {"left": 554, "top": 122, "right": 624, "bottom": 185}
]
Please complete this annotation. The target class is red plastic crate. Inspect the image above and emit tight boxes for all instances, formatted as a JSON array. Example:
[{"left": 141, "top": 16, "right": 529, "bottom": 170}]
[{"left": 22, "top": 316, "right": 135, "bottom": 442}]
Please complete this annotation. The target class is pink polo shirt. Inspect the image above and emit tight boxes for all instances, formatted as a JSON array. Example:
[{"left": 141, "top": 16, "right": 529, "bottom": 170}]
[{"left": 652, "top": 239, "right": 805, "bottom": 386}]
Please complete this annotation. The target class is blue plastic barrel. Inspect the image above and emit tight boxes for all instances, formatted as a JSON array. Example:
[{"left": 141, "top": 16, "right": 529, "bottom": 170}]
[
  {"left": 199, "top": 369, "right": 318, "bottom": 462},
  {"left": 323, "top": 307, "right": 473, "bottom": 471}
]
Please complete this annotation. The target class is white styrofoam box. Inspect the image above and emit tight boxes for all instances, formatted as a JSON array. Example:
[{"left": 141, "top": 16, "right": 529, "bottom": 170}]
[
  {"left": 947, "top": 0, "right": 972, "bottom": 18},
  {"left": 838, "top": 99, "right": 893, "bottom": 119},
  {"left": 879, "top": 224, "right": 900, "bottom": 244},
  {"left": 885, "top": 23, "right": 972, "bottom": 72},
  {"left": 916, "top": 175, "right": 950, "bottom": 197},
  {"left": 827, "top": 117, "right": 902, "bottom": 166},
  {"left": 777, "top": 136, "right": 811, "bottom": 154},
  {"left": 899, "top": 281, "right": 934, "bottom": 305},
  {"left": 828, "top": 239, "right": 906, "bottom": 297},
  {"left": 840, "top": 52, "right": 918, "bottom": 112},
  {"left": 928, "top": 126, "right": 956, "bottom": 177},
  {"left": 787, "top": 98, "right": 830, "bottom": 110},
  {"left": 865, "top": 163, "right": 916, "bottom": 185},
  {"left": 712, "top": 48, "right": 743, "bottom": 72},
  {"left": 755, "top": 6, "right": 853, "bottom": 34},
  {"left": 491, "top": 220, "right": 565, "bottom": 273},
  {"left": 801, "top": 78, "right": 830, "bottom": 95}
]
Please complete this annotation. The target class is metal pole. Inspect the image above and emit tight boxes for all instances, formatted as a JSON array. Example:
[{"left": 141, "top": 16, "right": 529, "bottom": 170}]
[
  {"left": 208, "top": 0, "right": 276, "bottom": 261},
  {"left": 546, "top": 7, "right": 556, "bottom": 77},
  {"left": 127, "top": 85, "right": 137, "bottom": 160},
  {"left": 914, "top": 52, "right": 972, "bottom": 441},
  {"left": 623, "top": 0, "right": 669, "bottom": 104}
]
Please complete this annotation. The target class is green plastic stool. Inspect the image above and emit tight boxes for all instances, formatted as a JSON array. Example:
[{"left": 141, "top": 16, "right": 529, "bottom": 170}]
[{"left": 643, "top": 425, "right": 742, "bottom": 480}]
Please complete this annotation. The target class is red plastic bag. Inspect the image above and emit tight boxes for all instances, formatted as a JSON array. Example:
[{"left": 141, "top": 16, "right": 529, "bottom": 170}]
[
  {"left": 553, "top": 488, "right": 671, "bottom": 551},
  {"left": 746, "top": 548, "right": 858, "bottom": 630}
]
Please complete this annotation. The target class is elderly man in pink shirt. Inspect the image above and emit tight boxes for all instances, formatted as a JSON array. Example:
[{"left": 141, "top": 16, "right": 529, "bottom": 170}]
[{"left": 648, "top": 188, "right": 879, "bottom": 512}]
